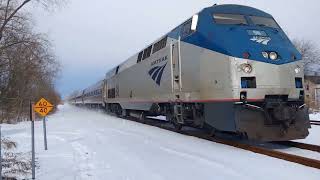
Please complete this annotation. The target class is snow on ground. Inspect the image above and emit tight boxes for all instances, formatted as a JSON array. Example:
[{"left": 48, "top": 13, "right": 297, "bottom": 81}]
[
  {"left": 287, "top": 121, "right": 320, "bottom": 159},
  {"left": 310, "top": 112, "right": 320, "bottom": 121},
  {"left": 296, "top": 125, "right": 320, "bottom": 146},
  {"left": 2, "top": 105, "right": 320, "bottom": 180},
  {"left": 303, "top": 112, "right": 320, "bottom": 146}
]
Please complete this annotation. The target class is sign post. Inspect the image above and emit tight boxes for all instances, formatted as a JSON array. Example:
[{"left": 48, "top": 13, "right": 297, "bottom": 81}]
[
  {"left": 30, "top": 102, "right": 36, "bottom": 180},
  {"left": 0, "top": 125, "right": 2, "bottom": 180},
  {"left": 29, "top": 98, "right": 53, "bottom": 179},
  {"left": 43, "top": 117, "right": 48, "bottom": 150},
  {"left": 34, "top": 98, "right": 53, "bottom": 151}
]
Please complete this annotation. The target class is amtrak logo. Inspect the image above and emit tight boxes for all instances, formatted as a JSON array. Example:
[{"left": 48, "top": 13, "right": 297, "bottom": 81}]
[
  {"left": 148, "top": 62, "right": 167, "bottom": 86},
  {"left": 250, "top": 36, "right": 271, "bottom": 45}
]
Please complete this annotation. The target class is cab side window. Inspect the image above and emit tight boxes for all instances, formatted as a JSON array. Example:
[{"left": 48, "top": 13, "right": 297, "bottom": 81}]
[{"left": 180, "top": 19, "right": 193, "bottom": 38}]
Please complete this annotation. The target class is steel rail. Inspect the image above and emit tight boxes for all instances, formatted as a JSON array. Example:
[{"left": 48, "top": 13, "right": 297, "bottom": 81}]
[
  {"left": 274, "top": 141, "right": 320, "bottom": 153},
  {"left": 310, "top": 120, "right": 320, "bottom": 126},
  {"left": 177, "top": 129, "right": 320, "bottom": 170}
]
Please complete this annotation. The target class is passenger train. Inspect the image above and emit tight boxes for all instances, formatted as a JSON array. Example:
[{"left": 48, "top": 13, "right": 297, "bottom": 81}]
[{"left": 68, "top": 4, "right": 311, "bottom": 141}]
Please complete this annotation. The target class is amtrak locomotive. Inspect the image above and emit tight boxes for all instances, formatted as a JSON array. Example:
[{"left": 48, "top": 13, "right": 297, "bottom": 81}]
[{"left": 69, "top": 4, "right": 310, "bottom": 141}]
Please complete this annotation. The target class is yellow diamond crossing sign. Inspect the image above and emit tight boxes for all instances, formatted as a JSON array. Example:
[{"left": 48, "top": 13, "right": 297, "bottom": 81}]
[{"left": 34, "top": 98, "right": 54, "bottom": 117}]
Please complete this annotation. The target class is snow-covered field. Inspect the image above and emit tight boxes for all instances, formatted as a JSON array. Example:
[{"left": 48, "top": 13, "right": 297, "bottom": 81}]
[
  {"left": 300, "top": 112, "right": 320, "bottom": 145},
  {"left": 2, "top": 105, "right": 320, "bottom": 180},
  {"left": 310, "top": 112, "right": 320, "bottom": 121},
  {"left": 296, "top": 125, "right": 320, "bottom": 146}
]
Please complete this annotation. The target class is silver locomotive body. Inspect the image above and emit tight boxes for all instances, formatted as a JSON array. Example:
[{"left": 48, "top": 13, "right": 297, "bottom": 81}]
[
  {"left": 74, "top": 4, "right": 310, "bottom": 141},
  {"left": 103, "top": 41, "right": 309, "bottom": 141}
]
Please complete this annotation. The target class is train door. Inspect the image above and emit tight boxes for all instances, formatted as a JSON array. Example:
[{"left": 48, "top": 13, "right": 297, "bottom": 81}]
[
  {"left": 171, "top": 39, "right": 182, "bottom": 93},
  {"left": 103, "top": 80, "right": 107, "bottom": 104},
  {"left": 81, "top": 90, "right": 85, "bottom": 105},
  {"left": 171, "top": 15, "right": 198, "bottom": 94},
  {"left": 171, "top": 39, "right": 184, "bottom": 125}
]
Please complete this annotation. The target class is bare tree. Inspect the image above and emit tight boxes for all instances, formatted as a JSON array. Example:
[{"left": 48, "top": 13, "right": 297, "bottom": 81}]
[
  {"left": 0, "top": 24, "right": 61, "bottom": 122},
  {"left": 0, "top": 0, "right": 63, "bottom": 42},
  {"left": 293, "top": 39, "right": 320, "bottom": 71},
  {"left": 0, "top": 0, "right": 62, "bottom": 122}
]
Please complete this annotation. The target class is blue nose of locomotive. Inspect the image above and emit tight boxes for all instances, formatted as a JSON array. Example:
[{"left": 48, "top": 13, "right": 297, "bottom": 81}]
[{"left": 182, "top": 5, "right": 302, "bottom": 65}]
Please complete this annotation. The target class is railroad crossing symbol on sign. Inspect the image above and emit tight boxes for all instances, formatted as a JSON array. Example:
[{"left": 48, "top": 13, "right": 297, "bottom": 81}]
[{"left": 34, "top": 98, "right": 53, "bottom": 117}]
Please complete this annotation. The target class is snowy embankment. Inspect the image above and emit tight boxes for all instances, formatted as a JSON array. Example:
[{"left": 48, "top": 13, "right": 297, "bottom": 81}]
[
  {"left": 2, "top": 105, "right": 320, "bottom": 180},
  {"left": 301, "top": 112, "right": 320, "bottom": 145}
]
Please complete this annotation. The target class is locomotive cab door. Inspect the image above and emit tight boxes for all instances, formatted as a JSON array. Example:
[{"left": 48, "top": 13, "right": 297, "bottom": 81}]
[
  {"left": 171, "top": 38, "right": 182, "bottom": 93},
  {"left": 171, "top": 38, "right": 184, "bottom": 124},
  {"left": 170, "top": 15, "right": 198, "bottom": 94}
]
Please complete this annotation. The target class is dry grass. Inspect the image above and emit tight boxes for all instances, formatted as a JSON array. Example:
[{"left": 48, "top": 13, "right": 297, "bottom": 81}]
[
  {"left": 1, "top": 138, "right": 33, "bottom": 179},
  {"left": 2, "top": 138, "right": 17, "bottom": 150}
]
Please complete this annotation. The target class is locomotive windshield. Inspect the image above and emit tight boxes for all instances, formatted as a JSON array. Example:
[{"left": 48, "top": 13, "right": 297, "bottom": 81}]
[
  {"left": 213, "top": 13, "right": 280, "bottom": 29},
  {"left": 213, "top": 13, "right": 247, "bottom": 25},
  {"left": 249, "top": 16, "right": 280, "bottom": 29}
]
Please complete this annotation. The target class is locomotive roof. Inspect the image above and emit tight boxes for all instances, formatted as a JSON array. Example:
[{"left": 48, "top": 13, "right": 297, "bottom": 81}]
[
  {"left": 206, "top": 4, "right": 273, "bottom": 18},
  {"left": 105, "top": 4, "right": 275, "bottom": 79},
  {"left": 83, "top": 79, "right": 104, "bottom": 93}
]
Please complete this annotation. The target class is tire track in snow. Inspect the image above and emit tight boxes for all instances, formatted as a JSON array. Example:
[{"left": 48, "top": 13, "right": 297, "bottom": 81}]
[
  {"left": 71, "top": 142, "right": 95, "bottom": 179},
  {"left": 94, "top": 130, "right": 166, "bottom": 180},
  {"left": 98, "top": 127, "right": 249, "bottom": 179},
  {"left": 157, "top": 145, "right": 252, "bottom": 179}
]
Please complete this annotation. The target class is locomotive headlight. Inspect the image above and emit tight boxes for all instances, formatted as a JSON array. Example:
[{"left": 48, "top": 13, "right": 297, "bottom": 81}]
[
  {"left": 262, "top": 52, "right": 269, "bottom": 59},
  {"left": 295, "top": 66, "right": 301, "bottom": 74},
  {"left": 241, "top": 64, "right": 253, "bottom": 73},
  {"left": 269, "top": 52, "right": 278, "bottom": 60}
]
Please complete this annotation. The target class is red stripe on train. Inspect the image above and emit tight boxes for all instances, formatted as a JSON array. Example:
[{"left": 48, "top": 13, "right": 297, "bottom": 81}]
[{"left": 111, "top": 98, "right": 264, "bottom": 103}]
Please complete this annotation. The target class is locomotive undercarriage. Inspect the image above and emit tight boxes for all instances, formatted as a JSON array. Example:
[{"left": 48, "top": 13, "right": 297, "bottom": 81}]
[
  {"left": 155, "top": 96, "right": 310, "bottom": 141},
  {"left": 104, "top": 95, "right": 310, "bottom": 142},
  {"left": 160, "top": 103, "right": 205, "bottom": 130}
]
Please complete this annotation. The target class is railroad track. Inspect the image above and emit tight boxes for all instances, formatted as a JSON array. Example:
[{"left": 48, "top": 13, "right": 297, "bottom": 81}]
[
  {"left": 179, "top": 131, "right": 320, "bottom": 170},
  {"left": 122, "top": 115, "right": 320, "bottom": 170},
  {"left": 275, "top": 141, "right": 320, "bottom": 153},
  {"left": 310, "top": 120, "right": 320, "bottom": 126}
]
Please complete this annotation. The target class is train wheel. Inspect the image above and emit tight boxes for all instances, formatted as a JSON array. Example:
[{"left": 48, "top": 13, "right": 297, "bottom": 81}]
[
  {"left": 122, "top": 109, "right": 129, "bottom": 117},
  {"left": 209, "top": 128, "right": 217, "bottom": 137},
  {"left": 172, "top": 117, "right": 182, "bottom": 131},
  {"left": 115, "top": 104, "right": 122, "bottom": 117},
  {"left": 238, "top": 132, "right": 248, "bottom": 140},
  {"left": 139, "top": 112, "right": 146, "bottom": 123}
]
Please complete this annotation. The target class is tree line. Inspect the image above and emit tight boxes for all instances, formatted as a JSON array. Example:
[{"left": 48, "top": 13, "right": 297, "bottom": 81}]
[
  {"left": 0, "top": 0, "right": 62, "bottom": 123},
  {"left": 293, "top": 39, "right": 320, "bottom": 73}
]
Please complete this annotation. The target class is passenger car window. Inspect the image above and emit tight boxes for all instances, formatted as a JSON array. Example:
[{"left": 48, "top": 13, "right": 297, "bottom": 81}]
[
  {"left": 249, "top": 16, "right": 280, "bottom": 29},
  {"left": 213, "top": 13, "right": 247, "bottom": 25}
]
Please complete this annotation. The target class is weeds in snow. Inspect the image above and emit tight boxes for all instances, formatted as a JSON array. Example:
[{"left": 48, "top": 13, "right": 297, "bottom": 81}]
[
  {"left": 1, "top": 138, "right": 33, "bottom": 179},
  {"left": 2, "top": 138, "right": 17, "bottom": 150}
]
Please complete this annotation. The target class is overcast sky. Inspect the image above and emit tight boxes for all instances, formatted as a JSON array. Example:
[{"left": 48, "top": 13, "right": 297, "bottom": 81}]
[{"left": 30, "top": 0, "right": 320, "bottom": 97}]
